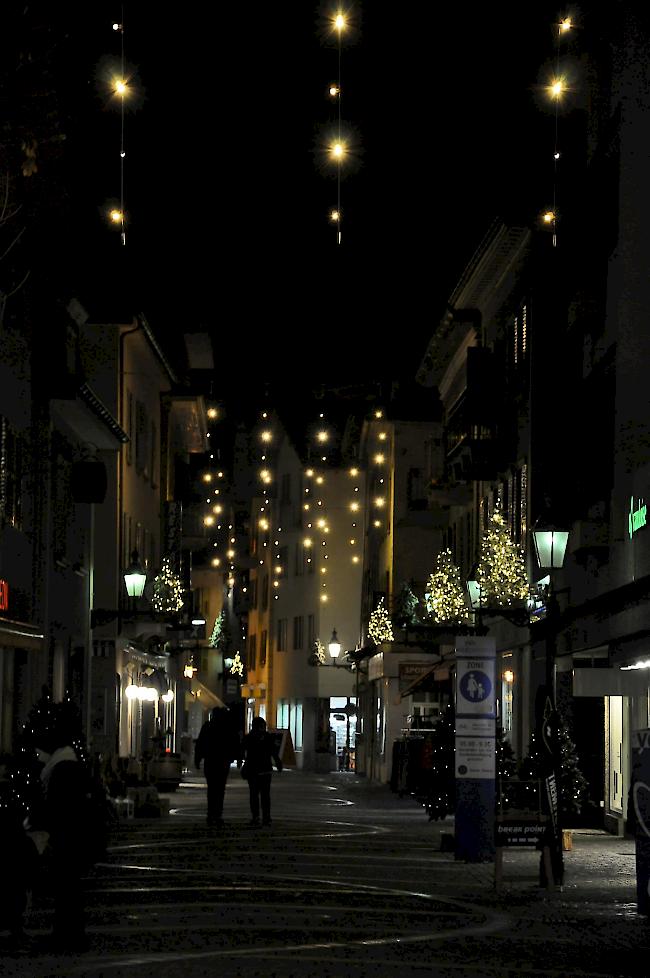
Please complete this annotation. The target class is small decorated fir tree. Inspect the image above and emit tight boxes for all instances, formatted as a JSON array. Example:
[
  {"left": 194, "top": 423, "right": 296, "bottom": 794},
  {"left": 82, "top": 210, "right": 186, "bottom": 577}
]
[
  {"left": 518, "top": 716, "right": 588, "bottom": 819},
  {"left": 9, "top": 688, "right": 88, "bottom": 816},
  {"left": 424, "top": 549, "right": 470, "bottom": 625},
  {"left": 151, "top": 556, "right": 184, "bottom": 614},
  {"left": 476, "top": 507, "right": 528, "bottom": 608},
  {"left": 394, "top": 581, "right": 420, "bottom": 626},
  {"left": 496, "top": 723, "right": 517, "bottom": 809},
  {"left": 424, "top": 704, "right": 456, "bottom": 821},
  {"left": 368, "top": 597, "right": 394, "bottom": 645},
  {"left": 208, "top": 610, "right": 225, "bottom": 648}
]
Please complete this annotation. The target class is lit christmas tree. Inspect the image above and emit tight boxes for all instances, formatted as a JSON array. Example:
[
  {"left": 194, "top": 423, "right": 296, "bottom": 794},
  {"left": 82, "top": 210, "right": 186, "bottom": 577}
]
[
  {"left": 151, "top": 556, "right": 184, "bottom": 614},
  {"left": 476, "top": 508, "right": 529, "bottom": 608},
  {"left": 8, "top": 688, "right": 88, "bottom": 817},
  {"left": 208, "top": 610, "right": 225, "bottom": 648},
  {"left": 368, "top": 597, "right": 394, "bottom": 645},
  {"left": 311, "top": 639, "right": 327, "bottom": 665},
  {"left": 496, "top": 723, "right": 517, "bottom": 809},
  {"left": 424, "top": 704, "right": 455, "bottom": 821},
  {"left": 518, "top": 717, "right": 588, "bottom": 818},
  {"left": 424, "top": 549, "right": 470, "bottom": 625}
]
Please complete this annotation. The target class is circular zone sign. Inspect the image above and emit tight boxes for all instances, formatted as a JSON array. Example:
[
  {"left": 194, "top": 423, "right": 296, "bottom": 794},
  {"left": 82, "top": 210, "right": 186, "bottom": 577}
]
[{"left": 459, "top": 670, "right": 492, "bottom": 703}]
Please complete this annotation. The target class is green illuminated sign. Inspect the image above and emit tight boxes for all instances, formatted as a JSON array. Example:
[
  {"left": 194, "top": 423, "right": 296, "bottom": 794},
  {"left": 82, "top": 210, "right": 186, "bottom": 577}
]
[{"left": 629, "top": 496, "right": 647, "bottom": 540}]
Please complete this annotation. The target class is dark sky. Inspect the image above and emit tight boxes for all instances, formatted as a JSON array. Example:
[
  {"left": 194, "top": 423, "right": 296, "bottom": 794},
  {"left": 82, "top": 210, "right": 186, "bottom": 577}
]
[{"left": 66, "top": 1, "right": 567, "bottom": 390}]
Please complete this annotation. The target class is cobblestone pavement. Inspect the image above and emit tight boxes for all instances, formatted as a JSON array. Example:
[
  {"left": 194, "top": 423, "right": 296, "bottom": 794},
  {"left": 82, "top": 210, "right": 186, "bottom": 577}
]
[{"left": 2, "top": 770, "right": 648, "bottom": 977}]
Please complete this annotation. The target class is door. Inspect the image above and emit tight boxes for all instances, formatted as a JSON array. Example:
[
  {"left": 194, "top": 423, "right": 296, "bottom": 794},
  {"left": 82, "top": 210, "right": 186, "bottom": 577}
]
[{"left": 609, "top": 695, "right": 624, "bottom": 813}]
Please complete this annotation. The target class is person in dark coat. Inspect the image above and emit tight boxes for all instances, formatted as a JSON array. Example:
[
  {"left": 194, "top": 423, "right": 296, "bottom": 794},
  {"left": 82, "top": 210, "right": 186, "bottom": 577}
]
[
  {"left": 194, "top": 706, "right": 242, "bottom": 827},
  {"left": 242, "top": 716, "right": 282, "bottom": 827},
  {"left": 30, "top": 725, "right": 97, "bottom": 951},
  {"left": 0, "top": 756, "right": 39, "bottom": 951}
]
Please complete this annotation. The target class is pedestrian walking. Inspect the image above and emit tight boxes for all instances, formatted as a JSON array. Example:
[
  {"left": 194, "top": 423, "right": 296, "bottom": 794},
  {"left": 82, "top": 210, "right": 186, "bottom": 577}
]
[
  {"left": 194, "top": 706, "right": 242, "bottom": 827},
  {"left": 241, "top": 717, "right": 283, "bottom": 827}
]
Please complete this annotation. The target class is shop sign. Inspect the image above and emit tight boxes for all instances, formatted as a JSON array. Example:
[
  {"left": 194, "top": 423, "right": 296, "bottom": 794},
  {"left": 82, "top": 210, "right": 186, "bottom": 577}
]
[
  {"left": 495, "top": 818, "right": 549, "bottom": 847},
  {"left": 629, "top": 496, "right": 647, "bottom": 540},
  {"left": 398, "top": 662, "right": 432, "bottom": 693},
  {"left": 0, "top": 579, "right": 8, "bottom": 612}
]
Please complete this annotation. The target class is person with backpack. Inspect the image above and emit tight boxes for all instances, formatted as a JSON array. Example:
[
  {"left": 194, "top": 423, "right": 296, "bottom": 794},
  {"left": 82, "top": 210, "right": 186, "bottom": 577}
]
[{"left": 194, "top": 706, "right": 242, "bottom": 827}]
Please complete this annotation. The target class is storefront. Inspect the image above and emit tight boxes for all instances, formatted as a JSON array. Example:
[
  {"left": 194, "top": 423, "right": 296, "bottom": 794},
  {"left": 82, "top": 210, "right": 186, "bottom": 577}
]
[{"left": 0, "top": 614, "right": 46, "bottom": 752}]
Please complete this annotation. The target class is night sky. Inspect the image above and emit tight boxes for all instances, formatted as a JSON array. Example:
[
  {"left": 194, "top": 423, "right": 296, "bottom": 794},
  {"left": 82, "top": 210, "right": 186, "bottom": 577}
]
[{"left": 60, "top": 2, "right": 567, "bottom": 392}]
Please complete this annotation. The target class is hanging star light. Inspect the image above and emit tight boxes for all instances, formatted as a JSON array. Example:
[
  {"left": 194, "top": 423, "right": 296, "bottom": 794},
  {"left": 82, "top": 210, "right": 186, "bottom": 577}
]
[
  {"left": 230, "top": 651, "right": 244, "bottom": 677},
  {"left": 151, "top": 556, "right": 184, "bottom": 614},
  {"left": 424, "top": 549, "right": 470, "bottom": 625},
  {"left": 368, "top": 597, "right": 394, "bottom": 645}
]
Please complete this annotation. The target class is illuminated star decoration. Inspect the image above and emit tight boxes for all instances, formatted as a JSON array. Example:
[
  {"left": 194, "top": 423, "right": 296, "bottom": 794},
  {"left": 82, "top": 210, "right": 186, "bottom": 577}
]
[
  {"left": 368, "top": 597, "right": 394, "bottom": 645},
  {"left": 230, "top": 651, "right": 244, "bottom": 677}
]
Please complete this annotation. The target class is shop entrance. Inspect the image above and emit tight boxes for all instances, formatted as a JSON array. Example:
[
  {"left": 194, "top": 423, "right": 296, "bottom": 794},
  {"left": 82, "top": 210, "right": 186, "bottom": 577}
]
[{"left": 330, "top": 696, "right": 357, "bottom": 770}]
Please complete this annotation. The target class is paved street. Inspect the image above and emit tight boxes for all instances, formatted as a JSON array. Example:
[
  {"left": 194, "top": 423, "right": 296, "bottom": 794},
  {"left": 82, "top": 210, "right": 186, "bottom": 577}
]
[{"left": 4, "top": 769, "right": 649, "bottom": 977}]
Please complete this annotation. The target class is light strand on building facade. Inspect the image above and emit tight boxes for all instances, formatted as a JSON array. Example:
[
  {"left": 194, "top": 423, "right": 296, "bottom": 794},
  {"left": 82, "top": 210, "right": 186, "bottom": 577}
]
[{"left": 541, "top": 14, "right": 575, "bottom": 246}]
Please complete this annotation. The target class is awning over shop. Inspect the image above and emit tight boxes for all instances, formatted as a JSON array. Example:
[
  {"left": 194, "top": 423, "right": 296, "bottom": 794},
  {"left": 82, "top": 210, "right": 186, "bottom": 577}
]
[
  {"left": 189, "top": 677, "right": 225, "bottom": 709},
  {"left": 400, "top": 662, "right": 451, "bottom": 698},
  {"left": 573, "top": 668, "right": 650, "bottom": 697},
  {"left": 0, "top": 618, "right": 45, "bottom": 652}
]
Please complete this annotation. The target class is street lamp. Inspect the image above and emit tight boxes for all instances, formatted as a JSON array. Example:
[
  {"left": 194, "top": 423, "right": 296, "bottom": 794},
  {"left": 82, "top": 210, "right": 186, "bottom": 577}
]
[
  {"left": 531, "top": 523, "right": 570, "bottom": 699},
  {"left": 328, "top": 629, "right": 342, "bottom": 660},
  {"left": 123, "top": 550, "right": 147, "bottom": 598},
  {"left": 531, "top": 520, "right": 570, "bottom": 888}
]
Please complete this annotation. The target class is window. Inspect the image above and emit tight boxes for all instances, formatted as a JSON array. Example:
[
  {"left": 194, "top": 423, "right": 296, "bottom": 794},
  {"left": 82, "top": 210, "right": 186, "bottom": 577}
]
[
  {"left": 294, "top": 542, "right": 304, "bottom": 576},
  {"left": 407, "top": 468, "right": 426, "bottom": 511},
  {"left": 307, "top": 614, "right": 315, "bottom": 652},
  {"left": 135, "top": 400, "right": 149, "bottom": 477},
  {"left": 125, "top": 390, "right": 133, "bottom": 465},
  {"left": 293, "top": 616, "right": 304, "bottom": 650},
  {"left": 51, "top": 443, "right": 73, "bottom": 561},
  {"left": 150, "top": 421, "right": 158, "bottom": 487},
  {"left": 0, "top": 417, "right": 24, "bottom": 529},
  {"left": 519, "top": 464, "right": 528, "bottom": 542},
  {"left": 277, "top": 699, "right": 289, "bottom": 729},
  {"left": 250, "top": 578, "right": 258, "bottom": 609},
  {"left": 292, "top": 701, "right": 303, "bottom": 751},
  {"left": 280, "top": 472, "right": 291, "bottom": 505},
  {"left": 262, "top": 574, "right": 269, "bottom": 611},
  {"left": 511, "top": 304, "right": 528, "bottom": 371},
  {"left": 260, "top": 630, "right": 268, "bottom": 666},
  {"left": 248, "top": 634, "right": 257, "bottom": 670},
  {"left": 276, "top": 618, "right": 287, "bottom": 651},
  {"left": 278, "top": 546, "right": 288, "bottom": 578}
]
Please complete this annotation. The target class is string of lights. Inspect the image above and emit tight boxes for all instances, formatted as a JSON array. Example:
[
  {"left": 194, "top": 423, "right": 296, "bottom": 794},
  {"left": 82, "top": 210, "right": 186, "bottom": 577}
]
[
  {"left": 110, "top": 13, "right": 127, "bottom": 245},
  {"left": 327, "top": 11, "right": 348, "bottom": 244},
  {"left": 542, "top": 15, "right": 574, "bottom": 246}
]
